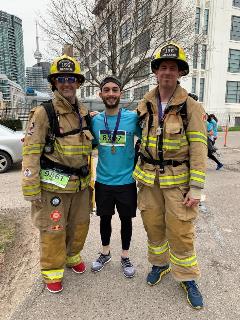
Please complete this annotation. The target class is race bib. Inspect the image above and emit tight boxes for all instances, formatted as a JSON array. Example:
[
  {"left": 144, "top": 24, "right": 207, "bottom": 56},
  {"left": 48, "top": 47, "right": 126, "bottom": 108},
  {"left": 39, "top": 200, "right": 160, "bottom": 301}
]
[
  {"left": 40, "top": 169, "right": 70, "bottom": 188},
  {"left": 99, "top": 130, "right": 126, "bottom": 146}
]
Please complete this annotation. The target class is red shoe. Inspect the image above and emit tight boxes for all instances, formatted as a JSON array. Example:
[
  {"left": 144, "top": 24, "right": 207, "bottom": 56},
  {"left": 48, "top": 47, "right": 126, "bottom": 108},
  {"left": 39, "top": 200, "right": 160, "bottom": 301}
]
[
  {"left": 72, "top": 261, "right": 86, "bottom": 274},
  {"left": 46, "top": 282, "right": 63, "bottom": 293}
]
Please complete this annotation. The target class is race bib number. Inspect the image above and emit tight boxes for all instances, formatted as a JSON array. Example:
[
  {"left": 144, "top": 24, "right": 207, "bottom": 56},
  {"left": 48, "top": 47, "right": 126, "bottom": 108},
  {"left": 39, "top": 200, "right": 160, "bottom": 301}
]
[
  {"left": 99, "top": 130, "right": 126, "bottom": 146},
  {"left": 40, "top": 169, "right": 70, "bottom": 188}
]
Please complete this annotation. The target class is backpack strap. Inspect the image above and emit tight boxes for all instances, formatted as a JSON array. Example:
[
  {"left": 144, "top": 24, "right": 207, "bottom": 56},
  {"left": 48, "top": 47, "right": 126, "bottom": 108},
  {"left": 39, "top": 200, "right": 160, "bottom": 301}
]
[{"left": 41, "top": 100, "right": 60, "bottom": 137}]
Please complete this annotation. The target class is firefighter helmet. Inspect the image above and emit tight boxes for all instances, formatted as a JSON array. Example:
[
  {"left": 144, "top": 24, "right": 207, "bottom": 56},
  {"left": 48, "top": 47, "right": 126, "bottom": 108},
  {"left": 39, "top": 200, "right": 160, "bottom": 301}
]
[
  {"left": 47, "top": 54, "right": 85, "bottom": 84},
  {"left": 151, "top": 42, "right": 189, "bottom": 76}
]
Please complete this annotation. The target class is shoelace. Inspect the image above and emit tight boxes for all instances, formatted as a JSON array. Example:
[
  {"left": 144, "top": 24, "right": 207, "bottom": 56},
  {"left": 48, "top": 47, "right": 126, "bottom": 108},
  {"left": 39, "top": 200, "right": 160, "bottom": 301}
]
[
  {"left": 121, "top": 257, "right": 133, "bottom": 268},
  {"left": 185, "top": 281, "right": 201, "bottom": 297},
  {"left": 150, "top": 266, "right": 162, "bottom": 274},
  {"left": 97, "top": 253, "right": 110, "bottom": 264}
]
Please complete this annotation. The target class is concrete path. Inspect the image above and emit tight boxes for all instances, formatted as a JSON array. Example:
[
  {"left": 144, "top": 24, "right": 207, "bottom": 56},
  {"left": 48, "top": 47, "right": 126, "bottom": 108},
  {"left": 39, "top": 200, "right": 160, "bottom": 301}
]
[{"left": 2, "top": 132, "right": 240, "bottom": 320}]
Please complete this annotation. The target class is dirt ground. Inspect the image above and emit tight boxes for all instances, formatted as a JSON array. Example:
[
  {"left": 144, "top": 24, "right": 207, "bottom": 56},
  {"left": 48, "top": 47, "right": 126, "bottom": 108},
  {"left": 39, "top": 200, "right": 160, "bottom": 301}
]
[{"left": 0, "top": 208, "right": 39, "bottom": 320}]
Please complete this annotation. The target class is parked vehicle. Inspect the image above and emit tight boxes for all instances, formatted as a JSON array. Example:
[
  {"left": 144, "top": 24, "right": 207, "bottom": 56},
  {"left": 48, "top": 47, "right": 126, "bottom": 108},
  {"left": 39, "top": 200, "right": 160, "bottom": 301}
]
[{"left": 0, "top": 124, "right": 24, "bottom": 173}]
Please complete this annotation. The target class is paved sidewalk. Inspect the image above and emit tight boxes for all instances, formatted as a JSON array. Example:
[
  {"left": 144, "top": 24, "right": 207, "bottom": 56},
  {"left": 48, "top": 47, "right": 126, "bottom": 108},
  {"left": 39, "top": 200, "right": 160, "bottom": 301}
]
[{"left": 3, "top": 132, "right": 240, "bottom": 320}]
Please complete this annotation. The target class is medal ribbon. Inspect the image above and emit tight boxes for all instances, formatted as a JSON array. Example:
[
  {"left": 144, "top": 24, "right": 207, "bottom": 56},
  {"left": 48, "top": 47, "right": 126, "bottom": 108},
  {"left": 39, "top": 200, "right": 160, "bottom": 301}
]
[{"left": 104, "top": 108, "right": 122, "bottom": 145}]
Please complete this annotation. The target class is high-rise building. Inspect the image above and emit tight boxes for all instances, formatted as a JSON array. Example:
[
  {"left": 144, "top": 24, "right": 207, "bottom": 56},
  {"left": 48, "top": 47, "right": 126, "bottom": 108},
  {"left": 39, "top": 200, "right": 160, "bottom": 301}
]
[
  {"left": 0, "top": 10, "right": 25, "bottom": 90},
  {"left": 25, "top": 23, "right": 52, "bottom": 97}
]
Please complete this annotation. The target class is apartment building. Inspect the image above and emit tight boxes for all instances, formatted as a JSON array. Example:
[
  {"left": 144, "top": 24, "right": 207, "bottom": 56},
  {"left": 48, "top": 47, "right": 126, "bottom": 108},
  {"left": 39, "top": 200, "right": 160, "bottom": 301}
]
[{"left": 182, "top": 0, "right": 240, "bottom": 125}]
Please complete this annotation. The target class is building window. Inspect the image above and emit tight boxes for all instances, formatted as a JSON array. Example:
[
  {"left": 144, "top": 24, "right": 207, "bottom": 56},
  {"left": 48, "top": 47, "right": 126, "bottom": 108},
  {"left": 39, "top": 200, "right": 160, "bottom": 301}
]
[
  {"left": 81, "top": 88, "right": 85, "bottom": 98},
  {"left": 199, "top": 78, "right": 205, "bottom": 102},
  {"left": 228, "top": 49, "right": 240, "bottom": 72},
  {"left": 134, "top": 85, "right": 149, "bottom": 100},
  {"left": 192, "top": 77, "right": 196, "bottom": 93},
  {"left": 133, "top": 59, "right": 150, "bottom": 80},
  {"left": 91, "top": 50, "right": 98, "bottom": 64},
  {"left": 201, "top": 44, "right": 207, "bottom": 69},
  {"left": 226, "top": 81, "right": 240, "bottom": 102},
  {"left": 85, "top": 71, "right": 91, "bottom": 80},
  {"left": 134, "top": 31, "right": 150, "bottom": 57},
  {"left": 193, "top": 43, "right": 198, "bottom": 69},
  {"left": 233, "top": 0, "right": 240, "bottom": 8},
  {"left": 122, "top": 90, "right": 130, "bottom": 99},
  {"left": 86, "top": 86, "right": 90, "bottom": 97},
  {"left": 120, "top": 19, "right": 132, "bottom": 42},
  {"left": 195, "top": 7, "right": 200, "bottom": 34},
  {"left": 99, "top": 61, "right": 106, "bottom": 75},
  {"left": 92, "top": 65, "right": 98, "bottom": 77},
  {"left": 135, "top": 1, "right": 151, "bottom": 29},
  {"left": 120, "top": 43, "right": 131, "bottom": 64},
  {"left": 120, "top": 0, "right": 132, "bottom": 19},
  {"left": 203, "top": 9, "right": 209, "bottom": 35},
  {"left": 231, "top": 16, "right": 240, "bottom": 41}
]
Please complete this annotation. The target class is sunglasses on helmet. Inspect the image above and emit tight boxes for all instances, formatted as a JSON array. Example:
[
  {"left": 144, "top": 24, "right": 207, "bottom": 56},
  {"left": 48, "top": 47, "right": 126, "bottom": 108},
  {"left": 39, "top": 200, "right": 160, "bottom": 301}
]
[{"left": 55, "top": 76, "right": 78, "bottom": 84}]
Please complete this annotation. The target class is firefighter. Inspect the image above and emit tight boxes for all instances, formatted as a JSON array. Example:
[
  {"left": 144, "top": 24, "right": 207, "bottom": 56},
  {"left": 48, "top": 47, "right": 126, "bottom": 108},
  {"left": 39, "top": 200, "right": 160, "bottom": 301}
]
[
  {"left": 133, "top": 43, "right": 207, "bottom": 309},
  {"left": 22, "top": 54, "right": 93, "bottom": 293}
]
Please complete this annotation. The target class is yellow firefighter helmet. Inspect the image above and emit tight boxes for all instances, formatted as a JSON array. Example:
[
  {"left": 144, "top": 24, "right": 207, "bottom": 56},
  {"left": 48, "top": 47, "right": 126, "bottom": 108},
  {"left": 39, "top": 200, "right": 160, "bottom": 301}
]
[
  {"left": 151, "top": 42, "right": 189, "bottom": 76},
  {"left": 47, "top": 54, "right": 85, "bottom": 84}
]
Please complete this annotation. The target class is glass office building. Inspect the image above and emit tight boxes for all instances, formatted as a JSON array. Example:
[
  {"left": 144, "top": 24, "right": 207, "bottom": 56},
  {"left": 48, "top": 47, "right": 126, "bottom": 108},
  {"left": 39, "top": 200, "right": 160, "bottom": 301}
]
[{"left": 0, "top": 10, "right": 25, "bottom": 90}]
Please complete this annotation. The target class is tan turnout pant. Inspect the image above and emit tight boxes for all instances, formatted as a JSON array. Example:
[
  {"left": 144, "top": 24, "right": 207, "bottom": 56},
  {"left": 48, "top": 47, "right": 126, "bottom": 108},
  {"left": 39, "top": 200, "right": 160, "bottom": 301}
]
[
  {"left": 31, "top": 188, "right": 90, "bottom": 283},
  {"left": 138, "top": 182, "right": 200, "bottom": 281}
]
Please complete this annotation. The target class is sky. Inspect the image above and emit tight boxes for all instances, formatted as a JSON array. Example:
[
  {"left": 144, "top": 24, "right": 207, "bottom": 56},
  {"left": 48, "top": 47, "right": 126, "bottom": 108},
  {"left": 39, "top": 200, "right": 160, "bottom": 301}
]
[{"left": 0, "top": 0, "right": 51, "bottom": 67}]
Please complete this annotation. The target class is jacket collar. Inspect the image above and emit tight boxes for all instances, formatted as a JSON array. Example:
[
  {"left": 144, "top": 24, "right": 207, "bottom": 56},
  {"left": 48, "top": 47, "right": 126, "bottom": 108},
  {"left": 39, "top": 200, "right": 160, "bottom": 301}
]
[
  {"left": 52, "top": 90, "right": 88, "bottom": 116},
  {"left": 144, "top": 84, "right": 188, "bottom": 108}
]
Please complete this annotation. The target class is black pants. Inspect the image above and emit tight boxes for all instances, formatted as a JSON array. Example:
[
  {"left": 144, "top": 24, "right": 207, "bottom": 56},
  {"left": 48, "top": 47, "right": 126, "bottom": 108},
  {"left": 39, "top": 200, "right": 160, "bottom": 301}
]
[
  {"left": 100, "top": 215, "right": 133, "bottom": 250},
  {"left": 208, "top": 150, "right": 221, "bottom": 165}
]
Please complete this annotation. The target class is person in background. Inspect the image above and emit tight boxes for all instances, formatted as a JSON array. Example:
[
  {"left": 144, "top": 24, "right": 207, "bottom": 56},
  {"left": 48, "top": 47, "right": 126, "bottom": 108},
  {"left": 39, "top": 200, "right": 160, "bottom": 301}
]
[
  {"left": 91, "top": 76, "right": 141, "bottom": 278},
  {"left": 208, "top": 114, "right": 218, "bottom": 144},
  {"left": 207, "top": 115, "right": 223, "bottom": 170}
]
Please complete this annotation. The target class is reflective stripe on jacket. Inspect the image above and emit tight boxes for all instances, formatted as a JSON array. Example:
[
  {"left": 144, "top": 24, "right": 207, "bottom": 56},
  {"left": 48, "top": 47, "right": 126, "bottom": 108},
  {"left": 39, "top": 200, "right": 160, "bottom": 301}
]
[
  {"left": 22, "top": 91, "right": 93, "bottom": 200},
  {"left": 133, "top": 85, "right": 207, "bottom": 197}
]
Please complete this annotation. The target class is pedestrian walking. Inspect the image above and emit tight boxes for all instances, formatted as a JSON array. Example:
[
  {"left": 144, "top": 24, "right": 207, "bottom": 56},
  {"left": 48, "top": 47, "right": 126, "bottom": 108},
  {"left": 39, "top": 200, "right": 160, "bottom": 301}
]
[
  {"left": 207, "top": 115, "right": 223, "bottom": 170},
  {"left": 91, "top": 76, "right": 141, "bottom": 278},
  {"left": 22, "top": 54, "right": 93, "bottom": 293},
  {"left": 133, "top": 42, "right": 207, "bottom": 309}
]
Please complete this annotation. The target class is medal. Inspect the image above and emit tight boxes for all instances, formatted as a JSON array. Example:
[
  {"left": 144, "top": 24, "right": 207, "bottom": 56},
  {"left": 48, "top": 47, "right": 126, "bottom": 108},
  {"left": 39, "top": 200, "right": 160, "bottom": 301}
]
[
  {"left": 156, "top": 127, "right": 162, "bottom": 135},
  {"left": 111, "top": 145, "right": 116, "bottom": 154},
  {"left": 104, "top": 109, "right": 122, "bottom": 154}
]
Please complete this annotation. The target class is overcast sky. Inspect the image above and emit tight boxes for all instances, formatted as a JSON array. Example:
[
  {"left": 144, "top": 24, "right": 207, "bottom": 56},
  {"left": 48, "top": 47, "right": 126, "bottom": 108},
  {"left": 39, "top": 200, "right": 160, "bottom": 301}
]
[{"left": 1, "top": 0, "right": 51, "bottom": 67}]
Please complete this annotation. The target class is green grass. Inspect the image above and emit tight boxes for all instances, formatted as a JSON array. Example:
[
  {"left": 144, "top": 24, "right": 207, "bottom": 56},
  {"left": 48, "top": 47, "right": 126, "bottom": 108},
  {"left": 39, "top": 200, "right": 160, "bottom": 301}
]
[
  {"left": 218, "top": 126, "right": 240, "bottom": 132},
  {"left": 0, "top": 218, "right": 15, "bottom": 253}
]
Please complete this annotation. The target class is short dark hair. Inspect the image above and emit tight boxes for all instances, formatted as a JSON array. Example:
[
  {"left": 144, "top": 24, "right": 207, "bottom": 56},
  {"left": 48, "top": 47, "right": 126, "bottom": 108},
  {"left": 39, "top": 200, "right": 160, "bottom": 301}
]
[{"left": 100, "top": 76, "right": 122, "bottom": 91}]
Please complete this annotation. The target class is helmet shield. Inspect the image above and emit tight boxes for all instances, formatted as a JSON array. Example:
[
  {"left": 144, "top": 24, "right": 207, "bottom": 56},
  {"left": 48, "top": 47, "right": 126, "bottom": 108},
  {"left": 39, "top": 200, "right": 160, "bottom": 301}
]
[{"left": 57, "top": 58, "right": 76, "bottom": 73}]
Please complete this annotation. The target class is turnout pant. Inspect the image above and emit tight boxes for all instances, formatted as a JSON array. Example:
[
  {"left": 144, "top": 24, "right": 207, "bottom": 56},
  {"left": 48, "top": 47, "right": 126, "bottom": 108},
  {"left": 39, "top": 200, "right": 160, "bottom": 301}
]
[
  {"left": 138, "top": 182, "right": 200, "bottom": 281},
  {"left": 31, "top": 188, "right": 90, "bottom": 283}
]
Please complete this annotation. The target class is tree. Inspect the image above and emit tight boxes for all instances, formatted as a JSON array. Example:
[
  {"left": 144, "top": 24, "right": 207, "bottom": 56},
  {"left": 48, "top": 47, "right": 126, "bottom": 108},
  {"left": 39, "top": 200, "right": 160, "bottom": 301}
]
[{"left": 40, "top": 0, "right": 198, "bottom": 91}]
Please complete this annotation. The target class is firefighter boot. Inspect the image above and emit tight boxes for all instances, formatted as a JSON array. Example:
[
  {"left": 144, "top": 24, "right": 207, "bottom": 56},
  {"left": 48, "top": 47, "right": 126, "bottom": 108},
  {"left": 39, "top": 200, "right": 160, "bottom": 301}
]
[{"left": 181, "top": 280, "right": 204, "bottom": 309}]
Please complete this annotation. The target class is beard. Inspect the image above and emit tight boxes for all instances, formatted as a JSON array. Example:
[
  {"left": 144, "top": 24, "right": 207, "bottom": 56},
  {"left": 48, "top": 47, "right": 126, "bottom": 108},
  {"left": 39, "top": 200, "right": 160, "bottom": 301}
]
[{"left": 102, "top": 96, "right": 120, "bottom": 109}]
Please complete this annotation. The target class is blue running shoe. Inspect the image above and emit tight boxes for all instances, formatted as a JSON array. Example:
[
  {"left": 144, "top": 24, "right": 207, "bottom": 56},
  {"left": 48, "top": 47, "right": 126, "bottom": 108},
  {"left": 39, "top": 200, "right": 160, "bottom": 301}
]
[
  {"left": 181, "top": 280, "right": 204, "bottom": 309},
  {"left": 147, "top": 265, "right": 171, "bottom": 285}
]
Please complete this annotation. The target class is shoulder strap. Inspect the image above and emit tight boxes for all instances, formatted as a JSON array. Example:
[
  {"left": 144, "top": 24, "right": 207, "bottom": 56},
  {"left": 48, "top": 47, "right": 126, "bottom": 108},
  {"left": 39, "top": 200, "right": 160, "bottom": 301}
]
[
  {"left": 41, "top": 100, "right": 60, "bottom": 136},
  {"left": 177, "top": 93, "right": 198, "bottom": 133},
  {"left": 82, "top": 112, "right": 92, "bottom": 131}
]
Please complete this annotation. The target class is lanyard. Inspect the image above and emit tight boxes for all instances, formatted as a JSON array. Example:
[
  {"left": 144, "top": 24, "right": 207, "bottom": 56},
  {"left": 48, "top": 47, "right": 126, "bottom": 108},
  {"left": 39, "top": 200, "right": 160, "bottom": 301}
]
[
  {"left": 104, "top": 108, "right": 122, "bottom": 144},
  {"left": 157, "top": 94, "right": 164, "bottom": 124}
]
